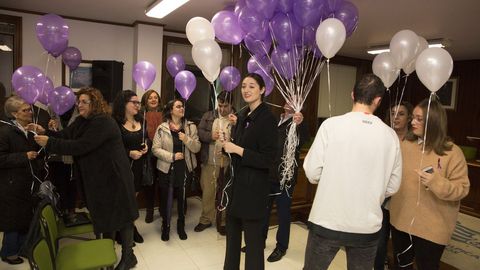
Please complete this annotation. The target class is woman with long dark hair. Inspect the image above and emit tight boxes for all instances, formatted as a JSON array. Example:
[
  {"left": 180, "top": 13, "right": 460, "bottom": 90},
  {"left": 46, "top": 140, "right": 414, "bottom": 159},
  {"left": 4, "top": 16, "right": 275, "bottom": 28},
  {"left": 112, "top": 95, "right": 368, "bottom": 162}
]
[
  {"left": 152, "top": 98, "right": 200, "bottom": 241},
  {"left": 389, "top": 98, "right": 470, "bottom": 270},
  {"left": 223, "top": 73, "right": 278, "bottom": 270},
  {"left": 112, "top": 90, "right": 149, "bottom": 244},
  {"left": 34, "top": 87, "right": 139, "bottom": 270},
  {"left": 140, "top": 89, "right": 163, "bottom": 223}
]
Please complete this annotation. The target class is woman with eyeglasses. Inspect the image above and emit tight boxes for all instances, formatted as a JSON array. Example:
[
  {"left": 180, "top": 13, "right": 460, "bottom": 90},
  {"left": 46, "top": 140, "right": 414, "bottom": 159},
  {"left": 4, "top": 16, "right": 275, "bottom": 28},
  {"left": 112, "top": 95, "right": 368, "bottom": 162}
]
[
  {"left": 0, "top": 96, "right": 44, "bottom": 265},
  {"left": 223, "top": 73, "right": 278, "bottom": 270},
  {"left": 112, "top": 90, "right": 149, "bottom": 244},
  {"left": 34, "top": 87, "right": 139, "bottom": 270},
  {"left": 152, "top": 98, "right": 200, "bottom": 241},
  {"left": 140, "top": 89, "right": 163, "bottom": 223},
  {"left": 389, "top": 98, "right": 470, "bottom": 270}
]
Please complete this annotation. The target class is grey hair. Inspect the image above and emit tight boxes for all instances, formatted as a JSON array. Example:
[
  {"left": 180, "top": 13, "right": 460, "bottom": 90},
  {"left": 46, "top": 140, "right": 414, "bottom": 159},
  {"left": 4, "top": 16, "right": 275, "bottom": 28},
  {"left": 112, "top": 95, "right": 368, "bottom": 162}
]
[{"left": 4, "top": 95, "right": 27, "bottom": 119}]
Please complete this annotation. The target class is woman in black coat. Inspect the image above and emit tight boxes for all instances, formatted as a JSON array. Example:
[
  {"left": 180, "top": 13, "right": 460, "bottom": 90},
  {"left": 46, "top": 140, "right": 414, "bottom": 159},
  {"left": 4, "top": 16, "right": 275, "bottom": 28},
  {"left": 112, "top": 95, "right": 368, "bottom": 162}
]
[
  {"left": 0, "top": 96, "right": 43, "bottom": 265},
  {"left": 34, "top": 87, "right": 139, "bottom": 270},
  {"left": 223, "top": 73, "right": 278, "bottom": 270}
]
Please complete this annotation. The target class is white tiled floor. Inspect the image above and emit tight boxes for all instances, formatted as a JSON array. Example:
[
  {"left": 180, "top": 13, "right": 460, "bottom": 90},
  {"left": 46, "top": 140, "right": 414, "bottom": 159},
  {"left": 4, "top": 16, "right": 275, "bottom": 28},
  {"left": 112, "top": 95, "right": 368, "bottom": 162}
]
[{"left": 1, "top": 197, "right": 348, "bottom": 270}]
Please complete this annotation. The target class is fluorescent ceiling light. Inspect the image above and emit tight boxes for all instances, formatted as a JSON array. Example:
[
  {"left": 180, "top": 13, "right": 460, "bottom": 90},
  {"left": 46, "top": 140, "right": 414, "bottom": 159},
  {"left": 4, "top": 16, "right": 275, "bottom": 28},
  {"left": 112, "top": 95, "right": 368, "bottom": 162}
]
[
  {"left": 146, "top": 0, "right": 190, "bottom": 19},
  {"left": 367, "top": 39, "right": 447, "bottom": 55},
  {"left": 0, "top": 45, "right": 12, "bottom": 51}
]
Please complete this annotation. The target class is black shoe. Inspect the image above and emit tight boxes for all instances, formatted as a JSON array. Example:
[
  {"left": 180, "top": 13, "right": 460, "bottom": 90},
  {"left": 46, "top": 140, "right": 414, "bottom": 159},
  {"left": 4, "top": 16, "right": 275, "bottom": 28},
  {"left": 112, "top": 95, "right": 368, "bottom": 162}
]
[
  {"left": 177, "top": 220, "right": 188, "bottom": 240},
  {"left": 161, "top": 224, "right": 170, "bottom": 241},
  {"left": 217, "top": 225, "right": 226, "bottom": 236},
  {"left": 194, "top": 222, "right": 212, "bottom": 232},
  {"left": 267, "top": 247, "right": 286, "bottom": 262},
  {"left": 145, "top": 209, "right": 154, "bottom": 223},
  {"left": 114, "top": 252, "right": 138, "bottom": 270},
  {"left": 133, "top": 226, "right": 144, "bottom": 243},
  {"left": 241, "top": 246, "right": 246, "bottom": 253},
  {"left": 1, "top": 256, "right": 24, "bottom": 265}
]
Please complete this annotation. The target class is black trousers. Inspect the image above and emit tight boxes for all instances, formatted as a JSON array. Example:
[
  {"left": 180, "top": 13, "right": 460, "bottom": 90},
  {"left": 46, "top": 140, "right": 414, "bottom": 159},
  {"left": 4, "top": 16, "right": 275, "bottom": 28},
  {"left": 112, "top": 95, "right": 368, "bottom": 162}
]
[
  {"left": 159, "top": 186, "right": 185, "bottom": 224},
  {"left": 144, "top": 157, "right": 160, "bottom": 211},
  {"left": 224, "top": 214, "right": 264, "bottom": 270},
  {"left": 49, "top": 161, "right": 77, "bottom": 212},
  {"left": 391, "top": 226, "right": 445, "bottom": 270}
]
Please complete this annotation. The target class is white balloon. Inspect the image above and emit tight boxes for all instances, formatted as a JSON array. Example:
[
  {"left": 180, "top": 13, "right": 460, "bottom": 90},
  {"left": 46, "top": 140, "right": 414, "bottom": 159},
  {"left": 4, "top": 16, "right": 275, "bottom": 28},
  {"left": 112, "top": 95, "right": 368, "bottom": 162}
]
[
  {"left": 372, "top": 52, "right": 400, "bottom": 88},
  {"left": 186, "top": 17, "right": 215, "bottom": 45},
  {"left": 202, "top": 67, "right": 220, "bottom": 83},
  {"left": 192, "top": 39, "right": 222, "bottom": 78},
  {"left": 415, "top": 47, "right": 453, "bottom": 93},
  {"left": 403, "top": 36, "right": 429, "bottom": 75},
  {"left": 389, "top": 29, "right": 419, "bottom": 69},
  {"left": 315, "top": 18, "right": 346, "bottom": 59}
]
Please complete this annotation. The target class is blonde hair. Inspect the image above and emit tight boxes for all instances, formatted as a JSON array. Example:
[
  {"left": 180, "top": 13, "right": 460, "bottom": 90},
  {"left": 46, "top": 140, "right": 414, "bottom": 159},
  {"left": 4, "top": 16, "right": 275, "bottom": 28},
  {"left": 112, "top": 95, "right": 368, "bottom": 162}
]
[{"left": 4, "top": 95, "right": 27, "bottom": 119}]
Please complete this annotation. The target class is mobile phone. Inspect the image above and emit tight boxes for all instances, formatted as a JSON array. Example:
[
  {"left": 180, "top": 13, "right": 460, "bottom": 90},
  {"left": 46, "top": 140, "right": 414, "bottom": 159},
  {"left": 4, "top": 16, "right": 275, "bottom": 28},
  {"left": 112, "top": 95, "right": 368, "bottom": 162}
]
[{"left": 422, "top": 166, "right": 434, "bottom": 174}]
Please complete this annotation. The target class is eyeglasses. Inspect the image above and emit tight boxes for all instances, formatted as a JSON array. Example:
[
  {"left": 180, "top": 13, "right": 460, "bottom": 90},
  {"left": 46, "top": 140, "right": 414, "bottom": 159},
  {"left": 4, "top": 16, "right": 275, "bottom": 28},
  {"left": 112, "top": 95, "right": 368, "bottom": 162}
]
[
  {"left": 129, "top": 100, "right": 141, "bottom": 106},
  {"left": 174, "top": 105, "right": 184, "bottom": 109},
  {"left": 76, "top": 100, "right": 91, "bottom": 106},
  {"left": 412, "top": 116, "right": 424, "bottom": 123},
  {"left": 19, "top": 108, "right": 32, "bottom": 113}
]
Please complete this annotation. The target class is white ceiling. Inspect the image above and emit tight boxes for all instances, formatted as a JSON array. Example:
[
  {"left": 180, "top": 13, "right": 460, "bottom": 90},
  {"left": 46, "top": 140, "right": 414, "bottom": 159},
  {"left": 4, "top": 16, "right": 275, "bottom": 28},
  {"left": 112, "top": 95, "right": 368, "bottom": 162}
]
[{"left": 1, "top": 0, "right": 480, "bottom": 60}]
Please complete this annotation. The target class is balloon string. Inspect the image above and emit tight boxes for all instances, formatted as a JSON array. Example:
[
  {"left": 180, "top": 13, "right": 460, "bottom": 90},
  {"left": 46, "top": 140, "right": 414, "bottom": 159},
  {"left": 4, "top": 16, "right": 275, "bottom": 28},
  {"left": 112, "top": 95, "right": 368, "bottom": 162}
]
[
  {"left": 327, "top": 59, "right": 332, "bottom": 117},
  {"left": 393, "top": 75, "right": 409, "bottom": 121}
]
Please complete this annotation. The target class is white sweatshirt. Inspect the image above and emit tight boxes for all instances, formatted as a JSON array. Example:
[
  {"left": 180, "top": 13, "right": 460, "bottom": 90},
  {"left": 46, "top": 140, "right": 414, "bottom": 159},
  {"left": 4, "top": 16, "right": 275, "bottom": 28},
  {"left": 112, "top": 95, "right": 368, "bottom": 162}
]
[{"left": 303, "top": 112, "right": 402, "bottom": 234}]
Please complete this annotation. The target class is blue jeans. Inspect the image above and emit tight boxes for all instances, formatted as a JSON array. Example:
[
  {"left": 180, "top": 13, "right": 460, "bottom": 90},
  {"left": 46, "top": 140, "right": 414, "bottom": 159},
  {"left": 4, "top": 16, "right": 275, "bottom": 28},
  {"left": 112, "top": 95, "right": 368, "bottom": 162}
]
[
  {"left": 0, "top": 231, "right": 26, "bottom": 258},
  {"left": 304, "top": 230, "right": 379, "bottom": 270},
  {"left": 264, "top": 182, "right": 294, "bottom": 251}
]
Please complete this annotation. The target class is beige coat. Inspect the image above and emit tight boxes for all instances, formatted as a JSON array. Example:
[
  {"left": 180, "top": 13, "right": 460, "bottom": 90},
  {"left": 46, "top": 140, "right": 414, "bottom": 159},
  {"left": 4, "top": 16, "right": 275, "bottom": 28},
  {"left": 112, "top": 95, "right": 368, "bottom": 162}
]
[
  {"left": 390, "top": 140, "right": 470, "bottom": 245},
  {"left": 152, "top": 121, "right": 201, "bottom": 174}
]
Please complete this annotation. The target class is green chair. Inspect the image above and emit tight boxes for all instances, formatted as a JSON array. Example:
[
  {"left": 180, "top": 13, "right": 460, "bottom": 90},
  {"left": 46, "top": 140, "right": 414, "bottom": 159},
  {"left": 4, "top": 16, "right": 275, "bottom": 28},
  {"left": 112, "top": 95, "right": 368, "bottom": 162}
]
[
  {"left": 41, "top": 204, "right": 94, "bottom": 243},
  {"left": 39, "top": 203, "right": 117, "bottom": 269},
  {"left": 30, "top": 236, "right": 117, "bottom": 270}
]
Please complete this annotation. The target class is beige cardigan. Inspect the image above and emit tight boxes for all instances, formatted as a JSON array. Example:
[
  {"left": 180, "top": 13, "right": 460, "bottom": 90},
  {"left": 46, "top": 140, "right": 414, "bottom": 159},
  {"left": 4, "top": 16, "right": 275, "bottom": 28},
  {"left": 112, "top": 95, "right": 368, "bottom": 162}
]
[
  {"left": 152, "top": 121, "right": 201, "bottom": 174},
  {"left": 390, "top": 140, "right": 470, "bottom": 245}
]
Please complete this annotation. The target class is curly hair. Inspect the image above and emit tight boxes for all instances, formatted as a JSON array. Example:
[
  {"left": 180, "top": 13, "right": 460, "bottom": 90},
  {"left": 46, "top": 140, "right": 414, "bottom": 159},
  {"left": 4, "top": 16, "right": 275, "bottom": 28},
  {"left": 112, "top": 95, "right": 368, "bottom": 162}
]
[
  {"left": 141, "top": 89, "right": 162, "bottom": 112},
  {"left": 76, "top": 87, "right": 111, "bottom": 117}
]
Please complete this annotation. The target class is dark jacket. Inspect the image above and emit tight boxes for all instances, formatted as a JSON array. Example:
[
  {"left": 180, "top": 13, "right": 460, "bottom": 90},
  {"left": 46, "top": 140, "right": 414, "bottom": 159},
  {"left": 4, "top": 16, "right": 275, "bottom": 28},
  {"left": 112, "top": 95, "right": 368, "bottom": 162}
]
[
  {"left": 228, "top": 103, "right": 277, "bottom": 219},
  {"left": 270, "top": 116, "right": 309, "bottom": 184},
  {"left": 45, "top": 114, "right": 139, "bottom": 233},
  {"left": 0, "top": 121, "right": 43, "bottom": 232},
  {"left": 197, "top": 110, "right": 216, "bottom": 164}
]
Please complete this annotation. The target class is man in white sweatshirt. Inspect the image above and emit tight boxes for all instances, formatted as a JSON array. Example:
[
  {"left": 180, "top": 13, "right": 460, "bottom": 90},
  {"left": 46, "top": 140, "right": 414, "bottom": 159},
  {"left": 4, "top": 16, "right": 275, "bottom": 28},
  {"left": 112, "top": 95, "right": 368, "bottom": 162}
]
[{"left": 303, "top": 74, "right": 402, "bottom": 270}]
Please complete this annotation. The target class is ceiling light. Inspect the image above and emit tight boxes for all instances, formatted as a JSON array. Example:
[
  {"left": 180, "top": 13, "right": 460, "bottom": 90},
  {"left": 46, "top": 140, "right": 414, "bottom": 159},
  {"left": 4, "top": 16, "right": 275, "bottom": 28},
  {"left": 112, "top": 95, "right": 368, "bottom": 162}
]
[
  {"left": 146, "top": 0, "right": 190, "bottom": 19},
  {"left": 367, "top": 38, "right": 449, "bottom": 55},
  {"left": 0, "top": 45, "right": 12, "bottom": 51}
]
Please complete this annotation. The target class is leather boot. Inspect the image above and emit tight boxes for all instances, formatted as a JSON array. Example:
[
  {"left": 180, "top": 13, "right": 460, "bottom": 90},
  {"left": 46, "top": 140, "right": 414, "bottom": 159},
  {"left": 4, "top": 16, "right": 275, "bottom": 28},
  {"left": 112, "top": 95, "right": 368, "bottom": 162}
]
[
  {"left": 177, "top": 219, "right": 187, "bottom": 240},
  {"left": 145, "top": 208, "right": 154, "bottom": 223},
  {"left": 161, "top": 219, "right": 170, "bottom": 241},
  {"left": 133, "top": 225, "right": 144, "bottom": 243},
  {"left": 114, "top": 224, "right": 137, "bottom": 270}
]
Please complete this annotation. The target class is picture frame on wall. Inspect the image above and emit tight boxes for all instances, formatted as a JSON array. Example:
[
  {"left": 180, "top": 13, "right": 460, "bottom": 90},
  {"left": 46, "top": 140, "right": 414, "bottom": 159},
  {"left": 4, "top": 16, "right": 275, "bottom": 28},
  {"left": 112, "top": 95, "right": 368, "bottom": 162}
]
[
  {"left": 62, "top": 60, "right": 93, "bottom": 92},
  {"left": 436, "top": 77, "right": 458, "bottom": 110}
]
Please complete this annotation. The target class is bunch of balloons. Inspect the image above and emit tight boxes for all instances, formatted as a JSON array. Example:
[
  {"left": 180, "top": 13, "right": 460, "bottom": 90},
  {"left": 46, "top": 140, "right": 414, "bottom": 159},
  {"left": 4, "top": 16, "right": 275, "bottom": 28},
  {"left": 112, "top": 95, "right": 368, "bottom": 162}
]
[
  {"left": 165, "top": 53, "right": 197, "bottom": 100},
  {"left": 372, "top": 29, "right": 453, "bottom": 93}
]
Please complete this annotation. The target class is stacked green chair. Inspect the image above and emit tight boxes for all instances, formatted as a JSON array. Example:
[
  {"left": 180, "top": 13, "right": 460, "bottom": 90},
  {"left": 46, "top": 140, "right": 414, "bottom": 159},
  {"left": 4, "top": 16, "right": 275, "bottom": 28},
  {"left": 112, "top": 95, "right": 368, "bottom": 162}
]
[
  {"left": 38, "top": 203, "right": 117, "bottom": 270},
  {"left": 43, "top": 204, "right": 94, "bottom": 241}
]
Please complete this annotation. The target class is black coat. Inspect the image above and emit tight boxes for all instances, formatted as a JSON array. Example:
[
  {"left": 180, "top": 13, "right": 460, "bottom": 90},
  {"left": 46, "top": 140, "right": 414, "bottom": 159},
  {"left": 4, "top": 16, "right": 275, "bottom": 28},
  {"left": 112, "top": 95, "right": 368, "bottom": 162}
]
[
  {"left": 46, "top": 114, "right": 138, "bottom": 233},
  {"left": 228, "top": 103, "right": 278, "bottom": 219},
  {"left": 0, "top": 121, "right": 43, "bottom": 232}
]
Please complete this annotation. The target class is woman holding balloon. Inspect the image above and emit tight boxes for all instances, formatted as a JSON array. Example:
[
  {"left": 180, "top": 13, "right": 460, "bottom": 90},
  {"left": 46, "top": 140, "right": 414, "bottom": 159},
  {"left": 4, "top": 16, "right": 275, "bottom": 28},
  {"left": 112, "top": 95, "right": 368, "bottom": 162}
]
[
  {"left": 152, "top": 98, "right": 200, "bottom": 241},
  {"left": 389, "top": 99, "right": 470, "bottom": 269},
  {"left": 223, "top": 73, "right": 277, "bottom": 270}
]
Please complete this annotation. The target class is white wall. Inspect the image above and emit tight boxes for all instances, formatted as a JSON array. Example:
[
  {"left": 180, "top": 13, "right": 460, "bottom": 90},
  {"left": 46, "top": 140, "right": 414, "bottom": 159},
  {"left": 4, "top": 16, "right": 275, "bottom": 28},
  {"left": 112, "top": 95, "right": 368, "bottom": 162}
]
[
  {"left": 317, "top": 63, "right": 357, "bottom": 117},
  {"left": 1, "top": 9, "right": 136, "bottom": 91}
]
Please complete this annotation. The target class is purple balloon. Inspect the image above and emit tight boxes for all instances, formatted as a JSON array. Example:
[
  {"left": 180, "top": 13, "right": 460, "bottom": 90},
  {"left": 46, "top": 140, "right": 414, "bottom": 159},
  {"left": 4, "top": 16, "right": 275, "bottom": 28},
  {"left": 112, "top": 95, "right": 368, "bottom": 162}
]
[
  {"left": 271, "top": 47, "right": 298, "bottom": 79},
  {"left": 276, "top": 0, "right": 293, "bottom": 13},
  {"left": 175, "top": 70, "right": 197, "bottom": 100},
  {"left": 48, "top": 86, "right": 76, "bottom": 115},
  {"left": 238, "top": 7, "right": 269, "bottom": 40},
  {"left": 36, "top": 14, "right": 69, "bottom": 57},
  {"left": 62, "top": 47, "right": 82, "bottom": 70},
  {"left": 247, "top": 55, "right": 272, "bottom": 73},
  {"left": 244, "top": 33, "right": 272, "bottom": 56},
  {"left": 311, "top": 45, "right": 323, "bottom": 58},
  {"left": 234, "top": 0, "right": 246, "bottom": 15},
  {"left": 335, "top": 1, "right": 359, "bottom": 37},
  {"left": 219, "top": 66, "right": 241, "bottom": 92},
  {"left": 37, "top": 77, "right": 54, "bottom": 105},
  {"left": 301, "top": 25, "right": 316, "bottom": 46},
  {"left": 325, "top": 0, "right": 345, "bottom": 14},
  {"left": 166, "top": 54, "right": 185, "bottom": 77},
  {"left": 212, "top": 11, "right": 245, "bottom": 45},
  {"left": 270, "top": 13, "right": 301, "bottom": 50},
  {"left": 133, "top": 61, "right": 156, "bottom": 90},
  {"left": 246, "top": 0, "right": 279, "bottom": 19},
  {"left": 223, "top": 4, "right": 235, "bottom": 12},
  {"left": 11, "top": 66, "right": 46, "bottom": 104},
  {"left": 254, "top": 68, "right": 274, "bottom": 96},
  {"left": 293, "top": 0, "right": 326, "bottom": 27}
]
